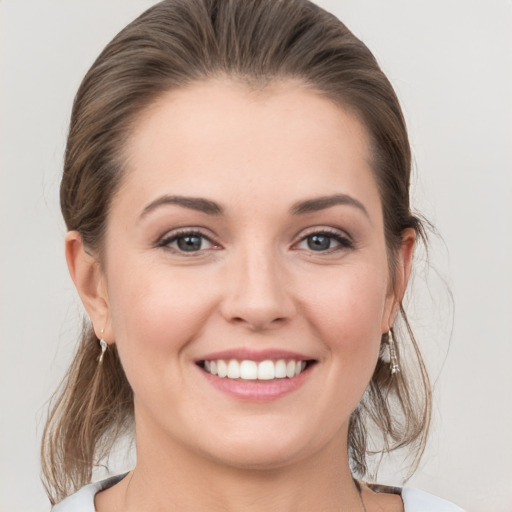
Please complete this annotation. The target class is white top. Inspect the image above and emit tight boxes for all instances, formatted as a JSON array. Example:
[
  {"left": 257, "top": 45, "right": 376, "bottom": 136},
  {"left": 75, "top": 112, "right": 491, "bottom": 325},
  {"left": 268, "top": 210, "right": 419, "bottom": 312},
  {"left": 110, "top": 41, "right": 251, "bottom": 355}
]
[{"left": 52, "top": 474, "right": 465, "bottom": 511}]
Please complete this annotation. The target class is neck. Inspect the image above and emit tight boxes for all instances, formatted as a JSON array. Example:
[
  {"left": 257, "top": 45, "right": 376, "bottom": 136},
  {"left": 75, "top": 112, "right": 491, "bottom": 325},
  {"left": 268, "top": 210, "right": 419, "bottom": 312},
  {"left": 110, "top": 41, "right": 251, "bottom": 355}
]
[{"left": 109, "top": 423, "right": 363, "bottom": 512}]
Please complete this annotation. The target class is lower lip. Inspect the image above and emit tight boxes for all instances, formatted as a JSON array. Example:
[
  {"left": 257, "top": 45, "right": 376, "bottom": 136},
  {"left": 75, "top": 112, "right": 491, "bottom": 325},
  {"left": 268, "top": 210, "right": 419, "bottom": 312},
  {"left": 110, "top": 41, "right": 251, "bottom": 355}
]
[{"left": 198, "top": 364, "right": 314, "bottom": 402}]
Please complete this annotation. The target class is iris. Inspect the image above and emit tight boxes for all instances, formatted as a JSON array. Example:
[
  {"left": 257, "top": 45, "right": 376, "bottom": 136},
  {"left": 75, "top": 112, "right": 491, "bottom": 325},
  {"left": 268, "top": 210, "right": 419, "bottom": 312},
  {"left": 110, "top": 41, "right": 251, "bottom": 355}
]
[
  {"left": 177, "top": 235, "right": 203, "bottom": 251},
  {"left": 307, "top": 234, "right": 332, "bottom": 251}
]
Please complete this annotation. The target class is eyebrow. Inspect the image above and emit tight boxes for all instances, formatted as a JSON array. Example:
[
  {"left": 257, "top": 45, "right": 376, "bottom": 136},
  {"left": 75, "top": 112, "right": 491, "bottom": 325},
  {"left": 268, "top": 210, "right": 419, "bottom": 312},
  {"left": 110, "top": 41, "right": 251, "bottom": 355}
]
[
  {"left": 290, "top": 194, "right": 369, "bottom": 217},
  {"left": 140, "top": 195, "right": 223, "bottom": 217},
  {"left": 140, "top": 193, "right": 368, "bottom": 219}
]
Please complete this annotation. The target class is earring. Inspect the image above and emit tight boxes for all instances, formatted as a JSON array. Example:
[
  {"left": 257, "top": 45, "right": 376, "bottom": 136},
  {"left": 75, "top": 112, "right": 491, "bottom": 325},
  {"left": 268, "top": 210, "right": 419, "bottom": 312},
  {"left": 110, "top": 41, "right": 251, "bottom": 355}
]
[
  {"left": 99, "top": 329, "right": 108, "bottom": 364},
  {"left": 388, "top": 329, "right": 400, "bottom": 376}
]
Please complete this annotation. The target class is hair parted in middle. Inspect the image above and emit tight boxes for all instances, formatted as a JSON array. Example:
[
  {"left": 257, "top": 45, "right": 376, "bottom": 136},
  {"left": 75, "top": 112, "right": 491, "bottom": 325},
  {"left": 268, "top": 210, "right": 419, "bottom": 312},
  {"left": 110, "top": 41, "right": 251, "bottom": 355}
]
[{"left": 42, "top": 0, "right": 431, "bottom": 503}]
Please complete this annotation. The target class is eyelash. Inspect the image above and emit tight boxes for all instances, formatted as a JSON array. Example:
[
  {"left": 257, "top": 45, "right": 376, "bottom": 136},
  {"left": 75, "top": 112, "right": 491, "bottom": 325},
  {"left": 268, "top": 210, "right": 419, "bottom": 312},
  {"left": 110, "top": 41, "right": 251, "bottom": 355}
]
[
  {"left": 157, "top": 228, "right": 219, "bottom": 255},
  {"left": 156, "top": 228, "right": 354, "bottom": 255},
  {"left": 295, "top": 228, "right": 354, "bottom": 253}
]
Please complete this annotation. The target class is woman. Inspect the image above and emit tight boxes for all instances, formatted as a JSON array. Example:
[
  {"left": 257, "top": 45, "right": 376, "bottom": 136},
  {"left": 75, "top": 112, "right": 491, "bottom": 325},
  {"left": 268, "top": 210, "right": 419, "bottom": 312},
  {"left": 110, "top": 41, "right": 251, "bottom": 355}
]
[{"left": 42, "top": 0, "right": 464, "bottom": 510}]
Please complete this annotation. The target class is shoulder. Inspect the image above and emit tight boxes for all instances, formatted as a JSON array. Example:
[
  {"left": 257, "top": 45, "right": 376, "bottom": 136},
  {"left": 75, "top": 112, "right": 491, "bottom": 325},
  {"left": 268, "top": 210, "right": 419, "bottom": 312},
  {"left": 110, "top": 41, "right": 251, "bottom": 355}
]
[
  {"left": 52, "top": 474, "right": 127, "bottom": 512},
  {"left": 365, "top": 483, "right": 465, "bottom": 512},
  {"left": 51, "top": 476, "right": 464, "bottom": 512},
  {"left": 402, "top": 487, "right": 466, "bottom": 512}
]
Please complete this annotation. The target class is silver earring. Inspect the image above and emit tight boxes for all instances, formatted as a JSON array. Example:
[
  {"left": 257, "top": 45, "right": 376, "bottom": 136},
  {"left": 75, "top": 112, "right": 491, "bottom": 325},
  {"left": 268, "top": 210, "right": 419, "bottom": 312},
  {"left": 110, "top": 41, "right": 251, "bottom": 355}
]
[
  {"left": 99, "top": 339, "right": 107, "bottom": 363},
  {"left": 388, "top": 329, "right": 400, "bottom": 376},
  {"left": 99, "top": 329, "right": 108, "bottom": 364}
]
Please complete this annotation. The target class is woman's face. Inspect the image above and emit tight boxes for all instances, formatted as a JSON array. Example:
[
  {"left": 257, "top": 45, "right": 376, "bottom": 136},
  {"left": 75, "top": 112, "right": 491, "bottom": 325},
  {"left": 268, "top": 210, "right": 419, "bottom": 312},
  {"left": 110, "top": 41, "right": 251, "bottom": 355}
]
[{"left": 91, "top": 81, "right": 409, "bottom": 469}]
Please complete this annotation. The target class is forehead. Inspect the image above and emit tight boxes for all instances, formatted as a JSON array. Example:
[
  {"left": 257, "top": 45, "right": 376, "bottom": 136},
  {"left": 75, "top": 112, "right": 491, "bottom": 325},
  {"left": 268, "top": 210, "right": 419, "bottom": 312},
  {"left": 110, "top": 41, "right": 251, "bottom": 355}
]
[{"left": 117, "top": 80, "right": 381, "bottom": 219}]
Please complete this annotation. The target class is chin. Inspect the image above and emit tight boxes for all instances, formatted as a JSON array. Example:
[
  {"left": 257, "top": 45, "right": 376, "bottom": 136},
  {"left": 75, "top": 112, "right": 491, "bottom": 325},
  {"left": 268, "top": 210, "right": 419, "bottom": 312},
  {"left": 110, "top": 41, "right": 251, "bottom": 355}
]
[
  {"left": 205, "top": 442, "right": 308, "bottom": 471},
  {"left": 191, "top": 419, "right": 331, "bottom": 471}
]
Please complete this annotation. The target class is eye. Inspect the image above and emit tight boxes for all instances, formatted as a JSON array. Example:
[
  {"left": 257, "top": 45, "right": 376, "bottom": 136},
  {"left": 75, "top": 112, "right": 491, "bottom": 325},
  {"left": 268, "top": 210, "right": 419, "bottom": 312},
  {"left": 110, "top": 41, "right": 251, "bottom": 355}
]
[
  {"left": 158, "top": 230, "right": 218, "bottom": 253},
  {"left": 296, "top": 230, "right": 353, "bottom": 252}
]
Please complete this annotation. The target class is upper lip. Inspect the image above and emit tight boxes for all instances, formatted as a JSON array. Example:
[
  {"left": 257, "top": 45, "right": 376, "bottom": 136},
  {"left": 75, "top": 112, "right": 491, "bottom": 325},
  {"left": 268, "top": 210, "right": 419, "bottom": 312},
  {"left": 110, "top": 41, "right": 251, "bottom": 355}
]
[{"left": 196, "top": 348, "right": 314, "bottom": 363}]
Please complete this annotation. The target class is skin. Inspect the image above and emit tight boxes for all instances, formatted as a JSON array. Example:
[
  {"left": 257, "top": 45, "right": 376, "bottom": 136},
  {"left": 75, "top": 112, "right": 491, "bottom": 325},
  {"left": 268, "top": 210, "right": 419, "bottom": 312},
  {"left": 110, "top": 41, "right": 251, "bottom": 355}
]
[{"left": 66, "top": 80, "right": 413, "bottom": 511}]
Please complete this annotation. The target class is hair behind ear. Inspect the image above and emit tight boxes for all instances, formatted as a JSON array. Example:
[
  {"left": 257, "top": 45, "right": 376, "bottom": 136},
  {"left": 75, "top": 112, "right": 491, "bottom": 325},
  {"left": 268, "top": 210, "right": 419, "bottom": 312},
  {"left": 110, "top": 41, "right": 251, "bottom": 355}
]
[
  {"left": 41, "top": 321, "right": 133, "bottom": 504},
  {"left": 349, "top": 311, "right": 431, "bottom": 479}
]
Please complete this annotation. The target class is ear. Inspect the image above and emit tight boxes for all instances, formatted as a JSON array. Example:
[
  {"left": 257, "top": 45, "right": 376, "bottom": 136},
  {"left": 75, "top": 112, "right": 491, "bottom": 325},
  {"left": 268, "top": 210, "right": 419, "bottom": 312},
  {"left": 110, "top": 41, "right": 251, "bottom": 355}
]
[
  {"left": 385, "top": 228, "right": 416, "bottom": 328},
  {"left": 65, "top": 231, "right": 112, "bottom": 342}
]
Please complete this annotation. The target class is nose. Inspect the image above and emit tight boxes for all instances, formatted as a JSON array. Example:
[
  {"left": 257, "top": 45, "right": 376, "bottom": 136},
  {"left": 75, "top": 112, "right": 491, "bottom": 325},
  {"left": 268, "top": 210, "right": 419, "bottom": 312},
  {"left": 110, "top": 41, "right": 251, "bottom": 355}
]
[{"left": 220, "top": 244, "right": 296, "bottom": 331}]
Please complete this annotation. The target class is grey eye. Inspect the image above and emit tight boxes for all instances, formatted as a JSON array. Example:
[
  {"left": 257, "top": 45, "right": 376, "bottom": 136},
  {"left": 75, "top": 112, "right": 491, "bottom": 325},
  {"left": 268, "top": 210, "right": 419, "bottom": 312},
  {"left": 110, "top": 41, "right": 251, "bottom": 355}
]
[
  {"left": 176, "top": 235, "right": 203, "bottom": 251},
  {"left": 296, "top": 230, "right": 353, "bottom": 253},
  {"left": 159, "top": 229, "right": 218, "bottom": 254},
  {"left": 306, "top": 234, "right": 333, "bottom": 251}
]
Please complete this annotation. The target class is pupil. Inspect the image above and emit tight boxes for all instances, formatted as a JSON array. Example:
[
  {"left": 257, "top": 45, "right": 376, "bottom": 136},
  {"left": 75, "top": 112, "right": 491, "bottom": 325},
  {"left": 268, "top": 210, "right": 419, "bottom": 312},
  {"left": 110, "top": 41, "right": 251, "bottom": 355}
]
[
  {"left": 307, "top": 235, "right": 331, "bottom": 251},
  {"left": 177, "top": 235, "right": 202, "bottom": 251}
]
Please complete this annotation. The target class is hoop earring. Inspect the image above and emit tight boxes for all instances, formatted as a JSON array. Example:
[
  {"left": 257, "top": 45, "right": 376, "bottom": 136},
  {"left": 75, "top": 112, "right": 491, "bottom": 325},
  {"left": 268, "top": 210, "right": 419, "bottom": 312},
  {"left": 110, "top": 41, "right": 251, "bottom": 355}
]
[
  {"left": 98, "top": 328, "right": 108, "bottom": 364},
  {"left": 388, "top": 329, "right": 400, "bottom": 376}
]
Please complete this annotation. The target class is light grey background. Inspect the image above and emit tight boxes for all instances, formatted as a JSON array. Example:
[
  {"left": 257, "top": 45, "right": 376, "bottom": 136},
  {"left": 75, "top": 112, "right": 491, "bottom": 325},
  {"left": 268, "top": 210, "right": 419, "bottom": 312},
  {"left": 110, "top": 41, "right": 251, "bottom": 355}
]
[{"left": 1, "top": 1, "right": 511, "bottom": 511}]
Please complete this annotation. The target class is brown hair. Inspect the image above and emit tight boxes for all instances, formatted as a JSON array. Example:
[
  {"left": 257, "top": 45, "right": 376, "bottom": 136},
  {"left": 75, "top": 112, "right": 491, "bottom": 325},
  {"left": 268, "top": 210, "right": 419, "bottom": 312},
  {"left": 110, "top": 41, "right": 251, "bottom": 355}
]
[{"left": 42, "top": 0, "right": 430, "bottom": 503}]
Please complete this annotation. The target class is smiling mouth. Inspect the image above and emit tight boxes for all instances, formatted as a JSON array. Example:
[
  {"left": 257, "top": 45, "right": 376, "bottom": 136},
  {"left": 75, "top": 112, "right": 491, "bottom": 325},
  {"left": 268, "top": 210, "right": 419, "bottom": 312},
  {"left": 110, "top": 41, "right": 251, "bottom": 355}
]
[{"left": 198, "top": 359, "right": 315, "bottom": 381}]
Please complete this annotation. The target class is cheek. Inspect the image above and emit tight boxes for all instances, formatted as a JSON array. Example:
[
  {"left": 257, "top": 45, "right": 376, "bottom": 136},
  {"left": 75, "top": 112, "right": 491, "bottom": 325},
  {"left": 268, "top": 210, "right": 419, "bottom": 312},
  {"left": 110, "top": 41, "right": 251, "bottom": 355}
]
[
  {"left": 300, "top": 263, "right": 388, "bottom": 369},
  {"left": 106, "top": 261, "right": 218, "bottom": 362}
]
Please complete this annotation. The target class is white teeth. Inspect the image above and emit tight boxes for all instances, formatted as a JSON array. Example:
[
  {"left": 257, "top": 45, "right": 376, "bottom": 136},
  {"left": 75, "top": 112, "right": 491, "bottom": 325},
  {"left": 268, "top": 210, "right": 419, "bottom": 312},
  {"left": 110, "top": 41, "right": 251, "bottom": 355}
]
[
  {"left": 258, "top": 360, "right": 275, "bottom": 380},
  {"left": 298, "top": 361, "right": 306, "bottom": 376},
  {"left": 275, "top": 359, "right": 287, "bottom": 378},
  {"left": 203, "top": 358, "right": 309, "bottom": 380},
  {"left": 240, "top": 360, "right": 258, "bottom": 379},
  {"left": 227, "top": 359, "right": 240, "bottom": 379},
  {"left": 217, "top": 360, "right": 228, "bottom": 378},
  {"left": 286, "top": 360, "right": 296, "bottom": 378}
]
